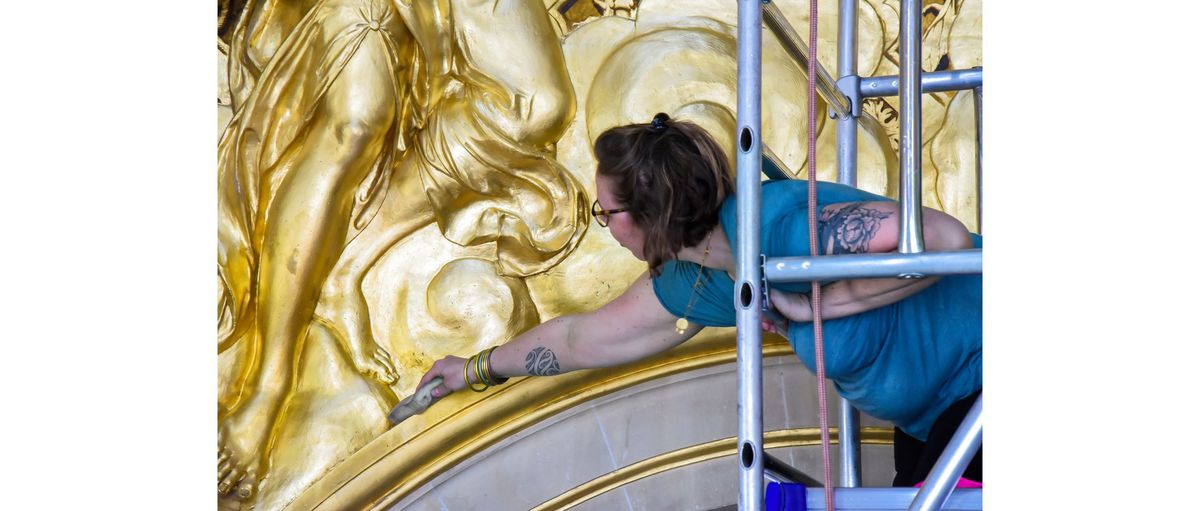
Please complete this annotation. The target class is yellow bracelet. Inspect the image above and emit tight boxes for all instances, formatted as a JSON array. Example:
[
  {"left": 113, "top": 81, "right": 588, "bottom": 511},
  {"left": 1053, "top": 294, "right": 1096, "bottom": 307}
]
[
  {"left": 463, "top": 354, "right": 488, "bottom": 392},
  {"left": 474, "top": 350, "right": 490, "bottom": 387},
  {"left": 484, "top": 347, "right": 509, "bottom": 385},
  {"left": 480, "top": 347, "right": 494, "bottom": 386}
]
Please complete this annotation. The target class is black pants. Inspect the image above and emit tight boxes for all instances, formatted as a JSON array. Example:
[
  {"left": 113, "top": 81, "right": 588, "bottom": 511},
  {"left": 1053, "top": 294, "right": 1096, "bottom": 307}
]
[{"left": 892, "top": 390, "right": 983, "bottom": 487}]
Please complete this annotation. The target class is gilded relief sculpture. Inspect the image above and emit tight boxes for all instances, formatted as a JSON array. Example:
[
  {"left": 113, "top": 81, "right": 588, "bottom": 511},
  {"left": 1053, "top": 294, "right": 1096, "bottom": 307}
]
[
  {"left": 216, "top": 0, "right": 981, "bottom": 508},
  {"left": 216, "top": 0, "right": 586, "bottom": 502}
]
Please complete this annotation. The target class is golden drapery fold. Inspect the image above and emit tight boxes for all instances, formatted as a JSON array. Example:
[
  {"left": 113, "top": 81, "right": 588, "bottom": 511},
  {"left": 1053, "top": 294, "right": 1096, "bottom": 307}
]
[
  {"left": 218, "top": 0, "right": 411, "bottom": 348},
  {"left": 217, "top": 0, "right": 587, "bottom": 349},
  {"left": 415, "top": 96, "right": 588, "bottom": 277}
]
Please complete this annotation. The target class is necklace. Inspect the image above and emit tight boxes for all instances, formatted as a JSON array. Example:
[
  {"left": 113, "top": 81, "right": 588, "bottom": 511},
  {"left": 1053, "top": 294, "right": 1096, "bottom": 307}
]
[{"left": 675, "top": 232, "right": 713, "bottom": 335}]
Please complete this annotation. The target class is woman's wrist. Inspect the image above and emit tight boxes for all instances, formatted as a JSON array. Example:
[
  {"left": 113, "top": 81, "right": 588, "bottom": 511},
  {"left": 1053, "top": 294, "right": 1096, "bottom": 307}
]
[{"left": 462, "top": 346, "right": 510, "bottom": 392}]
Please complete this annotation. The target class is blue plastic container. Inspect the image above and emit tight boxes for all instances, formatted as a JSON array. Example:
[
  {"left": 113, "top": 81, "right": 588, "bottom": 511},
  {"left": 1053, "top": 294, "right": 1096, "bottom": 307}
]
[{"left": 764, "top": 481, "right": 808, "bottom": 511}]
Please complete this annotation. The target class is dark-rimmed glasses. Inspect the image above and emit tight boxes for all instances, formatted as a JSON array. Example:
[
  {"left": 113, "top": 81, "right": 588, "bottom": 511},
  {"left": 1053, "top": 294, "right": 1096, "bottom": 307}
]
[{"left": 591, "top": 199, "right": 628, "bottom": 227}]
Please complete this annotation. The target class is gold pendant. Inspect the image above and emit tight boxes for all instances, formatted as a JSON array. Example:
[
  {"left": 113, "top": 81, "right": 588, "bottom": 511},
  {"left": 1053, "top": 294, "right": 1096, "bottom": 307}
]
[{"left": 675, "top": 317, "right": 688, "bottom": 335}]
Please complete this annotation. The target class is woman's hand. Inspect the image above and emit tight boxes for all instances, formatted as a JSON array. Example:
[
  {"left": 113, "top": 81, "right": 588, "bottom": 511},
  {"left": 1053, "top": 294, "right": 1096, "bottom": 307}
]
[
  {"left": 761, "top": 299, "right": 793, "bottom": 336},
  {"left": 414, "top": 355, "right": 469, "bottom": 400},
  {"left": 765, "top": 276, "right": 939, "bottom": 323},
  {"left": 767, "top": 287, "right": 814, "bottom": 324}
]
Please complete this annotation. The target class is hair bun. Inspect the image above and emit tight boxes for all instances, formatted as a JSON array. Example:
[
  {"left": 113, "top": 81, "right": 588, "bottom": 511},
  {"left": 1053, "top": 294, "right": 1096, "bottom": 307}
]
[{"left": 649, "top": 112, "right": 670, "bottom": 132}]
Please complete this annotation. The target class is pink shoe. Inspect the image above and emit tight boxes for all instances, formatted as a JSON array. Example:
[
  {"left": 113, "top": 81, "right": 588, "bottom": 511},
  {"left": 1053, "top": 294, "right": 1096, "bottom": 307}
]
[{"left": 914, "top": 477, "right": 982, "bottom": 489}]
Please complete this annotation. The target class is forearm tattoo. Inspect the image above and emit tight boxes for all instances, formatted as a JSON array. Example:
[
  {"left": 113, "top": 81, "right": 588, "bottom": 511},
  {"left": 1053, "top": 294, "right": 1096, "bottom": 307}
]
[
  {"left": 818, "top": 203, "right": 893, "bottom": 254},
  {"left": 525, "top": 347, "right": 562, "bottom": 376}
]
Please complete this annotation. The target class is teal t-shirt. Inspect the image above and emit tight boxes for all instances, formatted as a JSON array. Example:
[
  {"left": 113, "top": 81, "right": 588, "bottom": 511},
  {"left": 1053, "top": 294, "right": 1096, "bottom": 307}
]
[{"left": 651, "top": 178, "right": 982, "bottom": 441}]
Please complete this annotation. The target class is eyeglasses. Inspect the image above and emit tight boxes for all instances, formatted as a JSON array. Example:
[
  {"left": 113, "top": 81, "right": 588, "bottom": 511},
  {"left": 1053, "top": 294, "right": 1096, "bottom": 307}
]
[{"left": 591, "top": 199, "right": 628, "bottom": 227}]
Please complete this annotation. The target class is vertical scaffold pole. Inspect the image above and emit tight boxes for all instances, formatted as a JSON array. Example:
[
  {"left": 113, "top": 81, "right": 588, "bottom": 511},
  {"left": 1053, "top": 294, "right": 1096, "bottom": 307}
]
[
  {"left": 973, "top": 83, "right": 983, "bottom": 233},
  {"left": 836, "top": 0, "right": 863, "bottom": 489},
  {"left": 837, "top": 0, "right": 858, "bottom": 188},
  {"left": 838, "top": 396, "right": 863, "bottom": 488},
  {"left": 898, "top": 0, "right": 924, "bottom": 254},
  {"left": 735, "top": 0, "right": 765, "bottom": 509}
]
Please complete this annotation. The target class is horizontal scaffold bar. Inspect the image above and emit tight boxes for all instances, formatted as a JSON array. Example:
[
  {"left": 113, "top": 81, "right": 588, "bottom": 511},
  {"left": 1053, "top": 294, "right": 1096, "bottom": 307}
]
[
  {"left": 805, "top": 488, "right": 982, "bottom": 511},
  {"left": 860, "top": 68, "right": 983, "bottom": 98},
  {"left": 764, "top": 249, "right": 982, "bottom": 282},
  {"left": 763, "top": 453, "right": 824, "bottom": 488}
]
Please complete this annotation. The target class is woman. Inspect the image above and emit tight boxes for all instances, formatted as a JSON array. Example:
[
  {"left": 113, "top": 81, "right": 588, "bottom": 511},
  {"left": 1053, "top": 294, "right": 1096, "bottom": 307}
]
[{"left": 414, "top": 113, "right": 983, "bottom": 486}]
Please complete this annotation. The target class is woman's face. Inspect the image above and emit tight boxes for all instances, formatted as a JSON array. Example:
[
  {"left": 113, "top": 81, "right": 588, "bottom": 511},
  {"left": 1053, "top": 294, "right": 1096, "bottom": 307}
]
[{"left": 594, "top": 173, "right": 647, "bottom": 261}]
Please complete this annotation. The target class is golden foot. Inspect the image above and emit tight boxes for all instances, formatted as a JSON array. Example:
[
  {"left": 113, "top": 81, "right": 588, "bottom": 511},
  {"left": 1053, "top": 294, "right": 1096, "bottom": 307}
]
[
  {"left": 350, "top": 344, "right": 399, "bottom": 386},
  {"left": 314, "top": 313, "right": 399, "bottom": 386},
  {"left": 217, "top": 407, "right": 272, "bottom": 500}
]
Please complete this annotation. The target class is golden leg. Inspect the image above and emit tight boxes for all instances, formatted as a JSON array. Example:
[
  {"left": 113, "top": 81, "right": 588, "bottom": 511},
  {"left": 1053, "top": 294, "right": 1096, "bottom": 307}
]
[{"left": 218, "top": 28, "right": 399, "bottom": 499}]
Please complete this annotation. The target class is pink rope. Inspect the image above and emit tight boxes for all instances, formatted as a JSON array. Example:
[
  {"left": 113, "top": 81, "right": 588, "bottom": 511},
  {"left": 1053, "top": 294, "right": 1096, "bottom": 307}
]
[{"left": 805, "top": 1, "right": 836, "bottom": 509}]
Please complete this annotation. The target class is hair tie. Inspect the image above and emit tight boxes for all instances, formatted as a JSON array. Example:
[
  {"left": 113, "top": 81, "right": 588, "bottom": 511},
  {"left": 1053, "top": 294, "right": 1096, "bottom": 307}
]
[{"left": 649, "top": 112, "right": 670, "bottom": 132}]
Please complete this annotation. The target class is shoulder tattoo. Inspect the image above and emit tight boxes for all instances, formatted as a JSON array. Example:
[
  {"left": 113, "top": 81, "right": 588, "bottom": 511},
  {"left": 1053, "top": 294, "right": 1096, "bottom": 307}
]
[{"left": 818, "top": 203, "right": 893, "bottom": 254}]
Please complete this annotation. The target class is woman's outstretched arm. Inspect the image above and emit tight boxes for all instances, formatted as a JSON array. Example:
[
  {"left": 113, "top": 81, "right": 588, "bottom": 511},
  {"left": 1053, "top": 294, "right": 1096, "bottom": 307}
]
[{"left": 415, "top": 271, "right": 702, "bottom": 398}]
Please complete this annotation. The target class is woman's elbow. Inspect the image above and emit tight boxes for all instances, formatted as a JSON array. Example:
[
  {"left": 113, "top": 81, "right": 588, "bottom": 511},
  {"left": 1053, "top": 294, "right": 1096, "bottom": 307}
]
[
  {"left": 925, "top": 209, "right": 972, "bottom": 251},
  {"left": 948, "top": 222, "right": 973, "bottom": 250},
  {"left": 939, "top": 223, "right": 972, "bottom": 251}
]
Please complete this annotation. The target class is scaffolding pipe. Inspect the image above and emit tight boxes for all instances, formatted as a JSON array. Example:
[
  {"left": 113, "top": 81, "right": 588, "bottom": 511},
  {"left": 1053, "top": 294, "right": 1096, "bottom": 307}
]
[
  {"left": 806, "top": 488, "right": 983, "bottom": 511},
  {"left": 764, "top": 453, "right": 824, "bottom": 488},
  {"left": 763, "top": 3, "right": 848, "bottom": 118},
  {"left": 836, "top": 0, "right": 858, "bottom": 188},
  {"left": 836, "top": 0, "right": 863, "bottom": 489},
  {"left": 764, "top": 250, "right": 982, "bottom": 282},
  {"left": 974, "top": 84, "right": 983, "bottom": 233},
  {"left": 762, "top": 145, "right": 798, "bottom": 181},
  {"left": 907, "top": 395, "right": 984, "bottom": 511},
  {"left": 838, "top": 399, "right": 862, "bottom": 487},
  {"left": 735, "top": 0, "right": 765, "bottom": 508},
  {"left": 898, "top": 0, "right": 924, "bottom": 255},
  {"left": 860, "top": 68, "right": 983, "bottom": 98}
]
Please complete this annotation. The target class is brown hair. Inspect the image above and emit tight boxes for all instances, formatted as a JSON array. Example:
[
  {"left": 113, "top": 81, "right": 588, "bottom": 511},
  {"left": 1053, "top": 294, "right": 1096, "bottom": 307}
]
[{"left": 594, "top": 113, "right": 735, "bottom": 274}]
